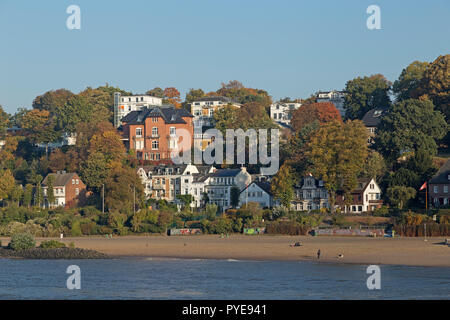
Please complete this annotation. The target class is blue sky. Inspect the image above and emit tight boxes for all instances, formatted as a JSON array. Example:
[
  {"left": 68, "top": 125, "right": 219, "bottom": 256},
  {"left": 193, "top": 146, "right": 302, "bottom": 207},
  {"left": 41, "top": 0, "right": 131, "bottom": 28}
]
[{"left": 0, "top": 0, "right": 449, "bottom": 114}]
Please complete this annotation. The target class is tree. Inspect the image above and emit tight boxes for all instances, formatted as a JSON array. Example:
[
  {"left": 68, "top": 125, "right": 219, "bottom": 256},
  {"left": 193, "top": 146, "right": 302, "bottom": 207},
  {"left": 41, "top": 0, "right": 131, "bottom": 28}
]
[
  {"left": 344, "top": 74, "right": 392, "bottom": 120},
  {"left": 32, "top": 89, "right": 74, "bottom": 115},
  {"left": 361, "top": 150, "right": 386, "bottom": 182},
  {"left": 387, "top": 186, "right": 416, "bottom": 209},
  {"left": 306, "top": 120, "right": 368, "bottom": 213},
  {"left": 271, "top": 164, "right": 295, "bottom": 208},
  {"left": 0, "top": 169, "right": 15, "bottom": 203},
  {"left": 163, "top": 87, "right": 181, "bottom": 107},
  {"left": 20, "top": 109, "right": 60, "bottom": 147},
  {"left": 80, "top": 152, "right": 110, "bottom": 190},
  {"left": 418, "top": 54, "right": 449, "bottom": 119},
  {"left": 230, "top": 186, "right": 240, "bottom": 208},
  {"left": 47, "top": 175, "right": 55, "bottom": 207},
  {"left": 0, "top": 105, "right": 9, "bottom": 139},
  {"left": 146, "top": 87, "right": 164, "bottom": 98},
  {"left": 375, "top": 99, "right": 448, "bottom": 162},
  {"left": 88, "top": 130, "right": 126, "bottom": 163},
  {"left": 291, "top": 102, "right": 341, "bottom": 132},
  {"left": 22, "top": 184, "right": 34, "bottom": 208},
  {"left": 206, "top": 204, "right": 218, "bottom": 221},
  {"left": 216, "top": 81, "right": 272, "bottom": 108},
  {"left": 185, "top": 88, "right": 205, "bottom": 103},
  {"left": 393, "top": 61, "right": 429, "bottom": 102},
  {"left": 176, "top": 194, "right": 193, "bottom": 209}
]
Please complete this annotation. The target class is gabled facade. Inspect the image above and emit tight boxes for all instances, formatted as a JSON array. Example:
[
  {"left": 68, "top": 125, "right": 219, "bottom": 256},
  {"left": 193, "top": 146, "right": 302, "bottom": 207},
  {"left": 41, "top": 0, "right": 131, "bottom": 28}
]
[
  {"left": 291, "top": 175, "right": 329, "bottom": 211},
  {"left": 239, "top": 181, "right": 274, "bottom": 208},
  {"left": 42, "top": 171, "right": 87, "bottom": 208},
  {"left": 121, "top": 106, "right": 194, "bottom": 161},
  {"left": 429, "top": 159, "right": 450, "bottom": 207},
  {"left": 206, "top": 167, "right": 252, "bottom": 212},
  {"left": 361, "top": 108, "right": 387, "bottom": 144},
  {"left": 335, "top": 178, "right": 382, "bottom": 213}
]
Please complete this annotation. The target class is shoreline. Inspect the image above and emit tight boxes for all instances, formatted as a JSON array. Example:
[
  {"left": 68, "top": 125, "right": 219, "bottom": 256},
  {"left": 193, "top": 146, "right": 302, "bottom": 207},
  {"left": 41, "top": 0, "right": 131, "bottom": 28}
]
[{"left": 1, "top": 235, "right": 449, "bottom": 267}]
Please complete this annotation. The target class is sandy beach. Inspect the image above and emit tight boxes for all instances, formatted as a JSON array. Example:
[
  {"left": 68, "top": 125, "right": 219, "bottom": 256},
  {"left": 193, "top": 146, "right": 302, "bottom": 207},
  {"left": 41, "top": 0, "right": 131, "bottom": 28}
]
[{"left": 2, "top": 235, "right": 449, "bottom": 267}]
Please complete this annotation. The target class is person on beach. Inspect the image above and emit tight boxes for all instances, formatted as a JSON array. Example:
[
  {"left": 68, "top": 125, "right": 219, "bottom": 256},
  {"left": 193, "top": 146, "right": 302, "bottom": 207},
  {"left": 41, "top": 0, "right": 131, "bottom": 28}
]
[{"left": 317, "top": 249, "right": 321, "bottom": 260}]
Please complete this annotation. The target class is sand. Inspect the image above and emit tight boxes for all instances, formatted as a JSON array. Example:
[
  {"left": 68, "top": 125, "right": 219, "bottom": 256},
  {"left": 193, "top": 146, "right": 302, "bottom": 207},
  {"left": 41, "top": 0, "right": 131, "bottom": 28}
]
[{"left": 2, "top": 235, "right": 449, "bottom": 267}]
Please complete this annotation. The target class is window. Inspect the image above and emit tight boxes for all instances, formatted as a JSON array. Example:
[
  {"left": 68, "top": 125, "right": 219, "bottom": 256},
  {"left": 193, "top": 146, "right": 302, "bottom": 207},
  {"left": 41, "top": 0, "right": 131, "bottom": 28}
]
[
  {"left": 152, "top": 117, "right": 158, "bottom": 123},
  {"left": 152, "top": 140, "right": 159, "bottom": 150},
  {"left": 434, "top": 186, "right": 439, "bottom": 193},
  {"left": 152, "top": 127, "right": 158, "bottom": 137},
  {"left": 76, "top": 179, "right": 79, "bottom": 185},
  {"left": 136, "top": 128, "right": 143, "bottom": 137},
  {"left": 445, "top": 186, "right": 449, "bottom": 193},
  {"left": 75, "top": 188, "right": 79, "bottom": 195},
  {"left": 135, "top": 140, "right": 144, "bottom": 150},
  {"left": 72, "top": 179, "right": 75, "bottom": 184},
  {"left": 155, "top": 153, "right": 160, "bottom": 160},
  {"left": 170, "top": 127, "right": 176, "bottom": 135}
]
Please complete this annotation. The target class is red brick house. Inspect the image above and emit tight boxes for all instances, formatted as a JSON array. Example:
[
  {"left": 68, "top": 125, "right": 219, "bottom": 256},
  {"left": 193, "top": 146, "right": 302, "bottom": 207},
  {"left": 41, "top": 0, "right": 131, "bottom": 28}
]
[
  {"left": 120, "top": 106, "right": 193, "bottom": 162},
  {"left": 429, "top": 159, "right": 450, "bottom": 207},
  {"left": 42, "top": 171, "right": 87, "bottom": 208}
]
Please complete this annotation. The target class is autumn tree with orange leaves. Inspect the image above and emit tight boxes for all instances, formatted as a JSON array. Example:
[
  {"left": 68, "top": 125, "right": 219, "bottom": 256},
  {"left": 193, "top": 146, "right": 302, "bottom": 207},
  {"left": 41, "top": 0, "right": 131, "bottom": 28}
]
[{"left": 291, "top": 102, "right": 342, "bottom": 132}]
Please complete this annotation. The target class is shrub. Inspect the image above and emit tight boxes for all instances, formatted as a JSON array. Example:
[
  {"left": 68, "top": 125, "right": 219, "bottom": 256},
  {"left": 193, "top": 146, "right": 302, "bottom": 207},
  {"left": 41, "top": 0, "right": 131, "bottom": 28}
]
[
  {"left": 9, "top": 233, "right": 36, "bottom": 250},
  {"left": 39, "top": 240, "right": 66, "bottom": 249}
]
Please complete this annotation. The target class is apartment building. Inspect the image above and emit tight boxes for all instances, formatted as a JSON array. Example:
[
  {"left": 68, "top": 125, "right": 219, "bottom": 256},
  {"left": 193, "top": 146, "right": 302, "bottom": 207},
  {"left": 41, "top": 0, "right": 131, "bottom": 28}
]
[
  {"left": 270, "top": 102, "right": 301, "bottom": 126},
  {"left": 114, "top": 93, "right": 163, "bottom": 127},
  {"left": 120, "top": 106, "right": 194, "bottom": 161},
  {"left": 191, "top": 96, "right": 241, "bottom": 150},
  {"left": 316, "top": 90, "right": 346, "bottom": 117}
]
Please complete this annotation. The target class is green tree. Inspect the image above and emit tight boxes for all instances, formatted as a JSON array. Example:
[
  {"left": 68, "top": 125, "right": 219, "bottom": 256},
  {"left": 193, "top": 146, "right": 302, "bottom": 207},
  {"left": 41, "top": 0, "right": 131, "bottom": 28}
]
[
  {"left": 22, "top": 184, "right": 34, "bottom": 208},
  {"left": 0, "top": 169, "right": 15, "bottom": 203},
  {"left": 80, "top": 153, "right": 110, "bottom": 190},
  {"left": 344, "top": 74, "right": 392, "bottom": 120},
  {"left": 47, "top": 175, "right": 55, "bottom": 207},
  {"left": 32, "top": 89, "right": 74, "bottom": 115},
  {"left": 375, "top": 99, "right": 448, "bottom": 162},
  {"left": 387, "top": 186, "right": 416, "bottom": 209},
  {"left": 307, "top": 120, "right": 368, "bottom": 213},
  {"left": 146, "top": 87, "right": 164, "bottom": 98},
  {"left": 185, "top": 88, "right": 205, "bottom": 102},
  {"left": 361, "top": 150, "right": 386, "bottom": 182},
  {"left": 393, "top": 60, "right": 429, "bottom": 101},
  {"left": 230, "top": 186, "right": 241, "bottom": 208},
  {"left": 0, "top": 105, "right": 9, "bottom": 139},
  {"left": 271, "top": 164, "right": 295, "bottom": 208}
]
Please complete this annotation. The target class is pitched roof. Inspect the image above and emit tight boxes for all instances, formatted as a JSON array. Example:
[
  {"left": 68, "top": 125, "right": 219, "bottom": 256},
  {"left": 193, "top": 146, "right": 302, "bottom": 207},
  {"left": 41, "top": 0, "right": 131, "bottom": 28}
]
[
  {"left": 194, "top": 96, "right": 235, "bottom": 103},
  {"left": 42, "top": 172, "right": 78, "bottom": 187},
  {"left": 362, "top": 108, "right": 387, "bottom": 127},
  {"left": 121, "top": 106, "right": 193, "bottom": 125},
  {"left": 213, "top": 168, "right": 242, "bottom": 177},
  {"left": 429, "top": 159, "right": 450, "bottom": 184}
]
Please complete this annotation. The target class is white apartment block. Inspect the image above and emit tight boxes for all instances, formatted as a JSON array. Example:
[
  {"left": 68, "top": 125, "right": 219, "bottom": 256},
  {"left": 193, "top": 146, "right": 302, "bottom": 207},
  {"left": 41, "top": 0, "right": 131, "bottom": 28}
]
[
  {"left": 316, "top": 90, "right": 346, "bottom": 117},
  {"left": 191, "top": 96, "right": 241, "bottom": 151},
  {"left": 270, "top": 102, "right": 302, "bottom": 126},
  {"left": 291, "top": 175, "right": 329, "bottom": 211},
  {"left": 114, "top": 92, "right": 163, "bottom": 127}
]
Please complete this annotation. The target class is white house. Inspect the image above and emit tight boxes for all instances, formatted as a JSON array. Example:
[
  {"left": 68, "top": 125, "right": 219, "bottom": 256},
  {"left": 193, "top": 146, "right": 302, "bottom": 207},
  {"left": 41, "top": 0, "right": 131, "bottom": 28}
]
[
  {"left": 291, "top": 175, "right": 329, "bottom": 211},
  {"left": 114, "top": 93, "right": 163, "bottom": 127},
  {"left": 336, "top": 178, "right": 383, "bottom": 213},
  {"left": 239, "top": 181, "right": 273, "bottom": 208},
  {"left": 316, "top": 90, "right": 346, "bottom": 117},
  {"left": 205, "top": 167, "right": 252, "bottom": 212},
  {"left": 270, "top": 102, "right": 301, "bottom": 126}
]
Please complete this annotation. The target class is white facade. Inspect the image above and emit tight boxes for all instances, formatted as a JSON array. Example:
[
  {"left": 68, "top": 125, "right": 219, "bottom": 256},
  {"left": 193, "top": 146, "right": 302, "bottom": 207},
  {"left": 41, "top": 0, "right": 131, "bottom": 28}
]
[
  {"left": 43, "top": 187, "right": 66, "bottom": 208},
  {"left": 239, "top": 181, "right": 273, "bottom": 208},
  {"left": 270, "top": 102, "right": 301, "bottom": 126},
  {"left": 206, "top": 167, "right": 252, "bottom": 211},
  {"left": 316, "top": 90, "right": 346, "bottom": 117},
  {"left": 114, "top": 93, "right": 163, "bottom": 127},
  {"left": 291, "top": 175, "right": 329, "bottom": 211}
]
